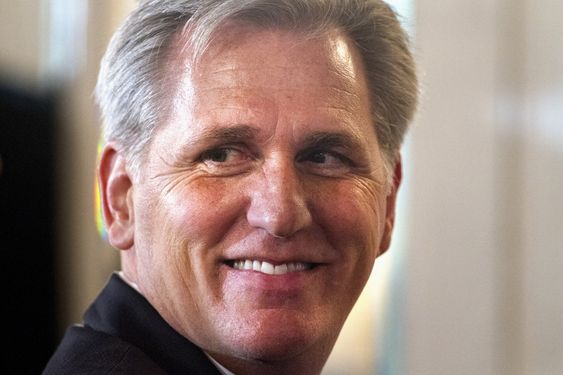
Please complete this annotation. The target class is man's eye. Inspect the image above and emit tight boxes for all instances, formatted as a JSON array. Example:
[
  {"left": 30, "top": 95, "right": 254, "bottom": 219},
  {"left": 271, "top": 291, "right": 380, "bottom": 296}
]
[
  {"left": 305, "top": 151, "right": 348, "bottom": 166},
  {"left": 308, "top": 151, "right": 333, "bottom": 164},
  {"left": 202, "top": 148, "right": 231, "bottom": 163},
  {"left": 198, "top": 147, "right": 254, "bottom": 176},
  {"left": 200, "top": 148, "right": 242, "bottom": 163},
  {"left": 298, "top": 150, "right": 353, "bottom": 177}
]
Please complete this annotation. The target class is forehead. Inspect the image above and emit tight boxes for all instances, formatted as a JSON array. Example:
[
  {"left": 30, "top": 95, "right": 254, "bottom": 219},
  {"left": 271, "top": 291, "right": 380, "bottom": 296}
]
[
  {"left": 173, "top": 25, "right": 369, "bottom": 101},
  {"left": 197, "top": 25, "right": 357, "bottom": 73},
  {"left": 161, "top": 25, "right": 374, "bottom": 144}
]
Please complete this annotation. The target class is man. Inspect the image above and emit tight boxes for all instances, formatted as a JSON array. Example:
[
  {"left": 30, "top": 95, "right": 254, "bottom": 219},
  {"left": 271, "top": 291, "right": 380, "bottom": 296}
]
[{"left": 44, "top": 0, "right": 417, "bottom": 374}]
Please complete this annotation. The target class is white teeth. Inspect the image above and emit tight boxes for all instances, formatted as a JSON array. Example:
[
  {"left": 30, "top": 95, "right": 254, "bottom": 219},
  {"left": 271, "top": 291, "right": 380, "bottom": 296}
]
[
  {"left": 260, "top": 262, "right": 275, "bottom": 275},
  {"left": 252, "top": 260, "right": 261, "bottom": 271},
  {"left": 231, "top": 260, "right": 312, "bottom": 275},
  {"left": 289, "top": 263, "right": 306, "bottom": 272},
  {"left": 274, "top": 264, "right": 288, "bottom": 275}
]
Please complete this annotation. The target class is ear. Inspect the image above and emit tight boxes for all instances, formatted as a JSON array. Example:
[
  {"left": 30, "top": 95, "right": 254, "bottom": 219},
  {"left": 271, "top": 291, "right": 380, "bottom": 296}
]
[
  {"left": 98, "top": 143, "right": 135, "bottom": 250},
  {"left": 379, "top": 156, "right": 402, "bottom": 254}
]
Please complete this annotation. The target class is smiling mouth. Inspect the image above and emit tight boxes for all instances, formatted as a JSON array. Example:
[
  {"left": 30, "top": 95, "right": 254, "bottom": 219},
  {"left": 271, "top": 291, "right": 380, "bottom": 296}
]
[{"left": 226, "top": 260, "right": 315, "bottom": 276}]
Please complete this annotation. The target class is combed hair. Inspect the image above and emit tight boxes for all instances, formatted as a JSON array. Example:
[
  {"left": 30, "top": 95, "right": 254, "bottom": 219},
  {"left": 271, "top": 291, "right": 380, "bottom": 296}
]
[{"left": 96, "top": 0, "right": 418, "bottom": 178}]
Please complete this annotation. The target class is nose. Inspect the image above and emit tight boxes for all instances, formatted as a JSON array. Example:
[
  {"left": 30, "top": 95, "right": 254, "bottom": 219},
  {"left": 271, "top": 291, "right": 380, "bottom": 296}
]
[{"left": 246, "top": 159, "right": 312, "bottom": 238}]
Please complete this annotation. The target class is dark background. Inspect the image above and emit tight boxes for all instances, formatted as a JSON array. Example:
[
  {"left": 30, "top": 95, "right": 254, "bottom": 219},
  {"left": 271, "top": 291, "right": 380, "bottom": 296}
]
[{"left": 1, "top": 83, "right": 59, "bottom": 374}]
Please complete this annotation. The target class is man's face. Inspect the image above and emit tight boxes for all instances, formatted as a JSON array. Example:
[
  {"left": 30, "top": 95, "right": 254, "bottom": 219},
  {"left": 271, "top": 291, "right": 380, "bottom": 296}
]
[{"left": 125, "top": 27, "right": 397, "bottom": 366}]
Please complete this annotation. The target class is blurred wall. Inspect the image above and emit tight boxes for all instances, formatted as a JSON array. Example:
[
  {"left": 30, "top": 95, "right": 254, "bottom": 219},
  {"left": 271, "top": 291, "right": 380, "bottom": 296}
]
[
  {"left": 407, "top": 0, "right": 563, "bottom": 374},
  {"left": 0, "top": 1, "right": 42, "bottom": 89}
]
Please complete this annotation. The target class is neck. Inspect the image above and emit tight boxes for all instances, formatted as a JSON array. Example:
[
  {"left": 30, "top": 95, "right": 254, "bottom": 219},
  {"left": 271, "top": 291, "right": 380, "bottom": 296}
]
[
  {"left": 208, "top": 341, "right": 333, "bottom": 375},
  {"left": 215, "top": 357, "right": 324, "bottom": 375}
]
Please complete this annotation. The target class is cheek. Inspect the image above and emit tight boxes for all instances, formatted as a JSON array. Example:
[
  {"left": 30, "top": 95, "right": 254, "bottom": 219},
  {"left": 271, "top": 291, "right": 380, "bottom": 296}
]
[
  {"left": 152, "top": 178, "right": 245, "bottom": 248},
  {"left": 131, "top": 181, "right": 236, "bottom": 319},
  {"left": 313, "top": 179, "right": 386, "bottom": 264}
]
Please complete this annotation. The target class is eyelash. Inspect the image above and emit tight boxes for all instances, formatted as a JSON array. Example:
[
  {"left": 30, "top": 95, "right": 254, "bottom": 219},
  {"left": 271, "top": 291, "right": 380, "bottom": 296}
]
[
  {"left": 193, "top": 146, "right": 251, "bottom": 176},
  {"left": 298, "top": 149, "right": 354, "bottom": 166},
  {"left": 199, "top": 147, "right": 237, "bottom": 163},
  {"left": 201, "top": 141, "right": 241, "bottom": 156}
]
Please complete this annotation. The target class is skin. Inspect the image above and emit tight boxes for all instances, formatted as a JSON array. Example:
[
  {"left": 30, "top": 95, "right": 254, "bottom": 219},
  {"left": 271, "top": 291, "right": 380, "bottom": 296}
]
[{"left": 99, "top": 26, "right": 401, "bottom": 375}]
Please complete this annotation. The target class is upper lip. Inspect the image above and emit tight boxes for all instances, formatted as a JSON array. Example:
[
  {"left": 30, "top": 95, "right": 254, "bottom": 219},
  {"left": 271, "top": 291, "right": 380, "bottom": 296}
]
[{"left": 219, "top": 233, "right": 337, "bottom": 266}]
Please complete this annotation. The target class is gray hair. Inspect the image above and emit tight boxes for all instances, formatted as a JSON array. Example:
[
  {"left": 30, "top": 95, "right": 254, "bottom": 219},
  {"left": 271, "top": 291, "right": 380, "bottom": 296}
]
[{"left": 96, "top": 0, "right": 418, "bottom": 179}]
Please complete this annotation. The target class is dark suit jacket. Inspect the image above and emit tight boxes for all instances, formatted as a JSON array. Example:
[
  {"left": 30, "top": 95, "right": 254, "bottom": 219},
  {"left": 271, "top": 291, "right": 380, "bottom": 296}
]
[{"left": 43, "top": 274, "right": 221, "bottom": 374}]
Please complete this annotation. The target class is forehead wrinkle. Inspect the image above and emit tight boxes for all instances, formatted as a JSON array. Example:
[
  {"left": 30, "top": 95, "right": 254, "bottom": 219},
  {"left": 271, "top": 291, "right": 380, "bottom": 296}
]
[
  {"left": 202, "top": 55, "right": 346, "bottom": 84},
  {"left": 193, "top": 89, "right": 273, "bottom": 118},
  {"left": 318, "top": 106, "right": 362, "bottom": 121},
  {"left": 196, "top": 83, "right": 360, "bottom": 103},
  {"left": 200, "top": 105, "right": 267, "bottom": 120},
  {"left": 326, "top": 85, "right": 363, "bottom": 110}
]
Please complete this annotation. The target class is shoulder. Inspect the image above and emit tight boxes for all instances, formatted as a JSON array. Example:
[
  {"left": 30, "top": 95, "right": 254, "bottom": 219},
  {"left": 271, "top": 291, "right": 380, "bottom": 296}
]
[{"left": 43, "top": 325, "right": 166, "bottom": 375}]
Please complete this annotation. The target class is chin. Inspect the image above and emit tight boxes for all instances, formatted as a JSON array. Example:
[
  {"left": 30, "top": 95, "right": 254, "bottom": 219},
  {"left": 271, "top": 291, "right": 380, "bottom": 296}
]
[{"left": 218, "top": 309, "right": 336, "bottom": 363}]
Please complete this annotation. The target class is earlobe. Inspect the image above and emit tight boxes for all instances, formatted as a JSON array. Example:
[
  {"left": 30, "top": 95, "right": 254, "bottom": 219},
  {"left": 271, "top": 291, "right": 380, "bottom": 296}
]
[
  {"left": 98, "top": 143, "right": 135, "bottom": 250},
  {"left": 379, "top": 157, "right": 402, "bottom": 254}
]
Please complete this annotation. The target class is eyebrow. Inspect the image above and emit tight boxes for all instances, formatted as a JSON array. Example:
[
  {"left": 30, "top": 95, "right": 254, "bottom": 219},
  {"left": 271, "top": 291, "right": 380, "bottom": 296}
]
[
  {"left": 195, "top": 127, "right": 365, "bottom": 151},
  {"left": 194, "top": 125, "right": 259, "bottom": 144},
  {"left": 169, "top": 124, "right": 258, "bottom": 164},
  {"left": 178, "top": 124, "right": 259, "bottom": 151},
  {"left": 300, "top": 131, "right": 365, "bottom": 152}
]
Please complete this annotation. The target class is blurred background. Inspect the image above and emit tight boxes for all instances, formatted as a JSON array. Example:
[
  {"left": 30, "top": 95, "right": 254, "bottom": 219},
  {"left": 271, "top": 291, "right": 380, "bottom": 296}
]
[{"left": 1, "top": 0, "right": 561, "bottom": 374}]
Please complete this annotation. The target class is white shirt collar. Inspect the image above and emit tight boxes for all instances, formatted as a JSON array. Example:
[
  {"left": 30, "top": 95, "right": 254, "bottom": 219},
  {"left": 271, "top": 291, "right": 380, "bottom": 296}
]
[
  {"left": 117, "top": 271, "right": 141, "bottom": 293},
  {"left": 205, "top": 353, "right": 236, "bottom": 375}
]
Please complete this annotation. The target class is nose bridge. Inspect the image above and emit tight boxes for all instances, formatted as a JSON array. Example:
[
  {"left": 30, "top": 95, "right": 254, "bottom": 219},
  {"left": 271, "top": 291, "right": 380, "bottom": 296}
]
[{"left": 247, "top": 157, "right": 312, "bottom": 237}]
